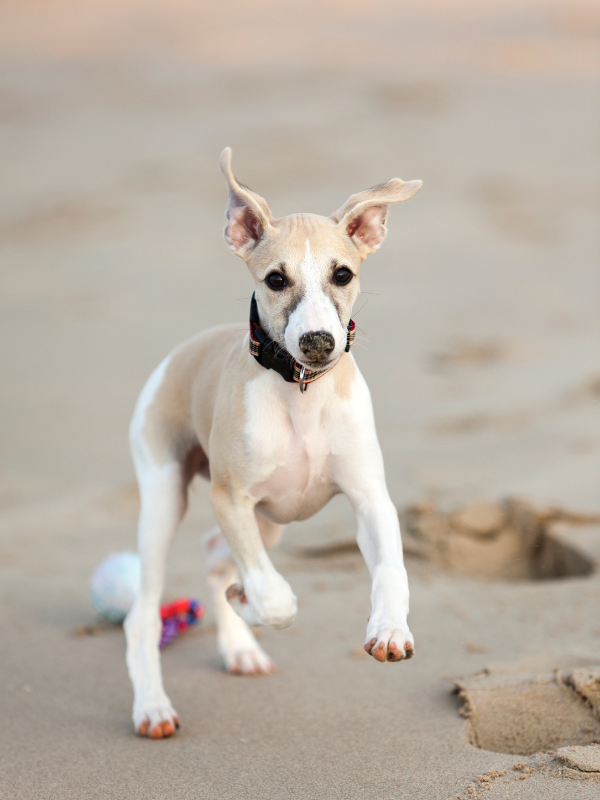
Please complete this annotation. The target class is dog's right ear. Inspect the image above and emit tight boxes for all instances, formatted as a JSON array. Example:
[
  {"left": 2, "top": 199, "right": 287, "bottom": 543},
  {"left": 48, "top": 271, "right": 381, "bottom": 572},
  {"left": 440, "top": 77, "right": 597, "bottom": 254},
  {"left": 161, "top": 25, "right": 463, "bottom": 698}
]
[{"left": 219, "top": 148, "right": 273, "bottom": 259}]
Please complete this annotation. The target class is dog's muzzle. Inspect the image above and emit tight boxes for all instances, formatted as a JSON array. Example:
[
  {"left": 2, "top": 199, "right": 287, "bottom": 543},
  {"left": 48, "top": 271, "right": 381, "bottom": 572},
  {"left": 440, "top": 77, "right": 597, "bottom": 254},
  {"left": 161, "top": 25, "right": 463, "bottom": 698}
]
[
  {"left": 298, "top": 331, "right": 335, "bottom": 363},
  {"left": 248, "top": 293, "right": 355, "bottom": 392}
]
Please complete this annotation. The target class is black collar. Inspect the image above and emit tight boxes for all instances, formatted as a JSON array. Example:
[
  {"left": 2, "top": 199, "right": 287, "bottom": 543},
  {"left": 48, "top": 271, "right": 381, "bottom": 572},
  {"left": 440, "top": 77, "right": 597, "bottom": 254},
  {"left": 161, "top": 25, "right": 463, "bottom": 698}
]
[{"left": 249, "top": 293, "right": 355, "bottom": 392}]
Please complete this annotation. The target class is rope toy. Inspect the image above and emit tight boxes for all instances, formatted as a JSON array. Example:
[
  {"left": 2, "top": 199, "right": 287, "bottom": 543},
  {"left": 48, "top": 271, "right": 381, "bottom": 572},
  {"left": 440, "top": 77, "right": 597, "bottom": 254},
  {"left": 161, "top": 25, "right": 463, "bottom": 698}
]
[
  {"left": 159, "top": 598, "right": 204, "bottom": 648},
  {"left": 89, "top": 551, "right": 204, "bottom": 647}
]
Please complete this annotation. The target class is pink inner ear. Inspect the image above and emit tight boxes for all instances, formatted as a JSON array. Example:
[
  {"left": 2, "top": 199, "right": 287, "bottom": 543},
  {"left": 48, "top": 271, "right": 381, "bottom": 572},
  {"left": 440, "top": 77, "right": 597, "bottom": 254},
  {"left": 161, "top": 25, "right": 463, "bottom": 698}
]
[
  {"left": 227, "top": 206, "right": 263, "bottom": 250},
  {"left": 346, "top": 218, "right": 362, "bottom": 238},
  {"left": 347, "top": 205, "right": 386, "bottom": 248}
]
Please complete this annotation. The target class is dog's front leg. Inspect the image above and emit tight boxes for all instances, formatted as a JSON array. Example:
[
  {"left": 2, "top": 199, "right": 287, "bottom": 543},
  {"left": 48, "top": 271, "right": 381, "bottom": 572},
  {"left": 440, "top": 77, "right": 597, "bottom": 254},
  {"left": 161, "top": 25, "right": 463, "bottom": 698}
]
[
  {"left": 211, "top": 484, "right": 297, "bottom": 629},
  {"left": 353, "top": 490, "right": 414, "bottom": 662},
  {"left": 337, "top": 447, "right": 414, "bottom": 663}
]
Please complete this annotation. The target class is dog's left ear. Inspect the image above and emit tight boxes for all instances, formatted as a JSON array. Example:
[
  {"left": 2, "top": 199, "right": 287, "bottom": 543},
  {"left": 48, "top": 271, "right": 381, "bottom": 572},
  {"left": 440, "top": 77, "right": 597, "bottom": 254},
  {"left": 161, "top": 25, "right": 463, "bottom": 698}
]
[
  {"left": 219, "top": 147, "right": 274, "bottom": 259},
  {"left": 331, "top": 178, "right": 422, "bottom": 257}
]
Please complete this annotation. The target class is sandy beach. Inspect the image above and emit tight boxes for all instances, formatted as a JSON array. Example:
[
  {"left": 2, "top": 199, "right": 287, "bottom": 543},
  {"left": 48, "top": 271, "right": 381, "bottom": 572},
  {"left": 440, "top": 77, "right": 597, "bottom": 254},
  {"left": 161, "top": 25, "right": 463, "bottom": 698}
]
[{"left": 1, "top": 1, "right": 600, "bottom": 797}]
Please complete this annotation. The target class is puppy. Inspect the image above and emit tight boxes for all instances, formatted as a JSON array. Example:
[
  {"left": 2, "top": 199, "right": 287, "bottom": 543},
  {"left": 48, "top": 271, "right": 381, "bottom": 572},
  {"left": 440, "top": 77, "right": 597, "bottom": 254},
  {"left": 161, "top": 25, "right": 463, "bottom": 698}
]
[{"left": 124, "top": 148, "right": 422, "bottom": 738}]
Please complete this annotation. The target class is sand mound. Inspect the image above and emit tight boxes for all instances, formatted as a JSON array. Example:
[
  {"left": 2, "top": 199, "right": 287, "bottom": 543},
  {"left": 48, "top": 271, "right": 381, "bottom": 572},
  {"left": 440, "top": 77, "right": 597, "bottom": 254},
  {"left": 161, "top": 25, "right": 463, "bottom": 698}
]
[
  {"left": 555, "top": 744, "right": 600, "bottom": 776},
  {"left": 298, "top": 498, "right": 600, "bottom": 581},
  {"left": 401, "top": 498, "right": 599, "bottom": 581},
  {"left": 455, "top": 656, "right": 600, "bottom": 756}
]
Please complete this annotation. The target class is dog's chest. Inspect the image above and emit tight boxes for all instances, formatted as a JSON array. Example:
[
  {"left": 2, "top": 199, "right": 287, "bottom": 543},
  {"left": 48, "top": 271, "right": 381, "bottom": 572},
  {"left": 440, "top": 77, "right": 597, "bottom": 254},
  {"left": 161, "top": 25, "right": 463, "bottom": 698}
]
[{"left": 243, "top": 378, "right": 339, "bottom": 523}]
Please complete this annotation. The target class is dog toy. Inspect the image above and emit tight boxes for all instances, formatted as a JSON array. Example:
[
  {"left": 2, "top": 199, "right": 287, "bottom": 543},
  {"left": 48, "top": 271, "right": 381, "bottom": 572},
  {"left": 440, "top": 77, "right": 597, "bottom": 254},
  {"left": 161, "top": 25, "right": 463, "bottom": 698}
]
[
  {"left": 159, "top": 598, "right": 204, "bottom": 648},
  {"left": 89, "top": 551, "right": 141, "bottom": 623},
  {"left": 89, "top": 551, "right": 204, "bottom": 646}
]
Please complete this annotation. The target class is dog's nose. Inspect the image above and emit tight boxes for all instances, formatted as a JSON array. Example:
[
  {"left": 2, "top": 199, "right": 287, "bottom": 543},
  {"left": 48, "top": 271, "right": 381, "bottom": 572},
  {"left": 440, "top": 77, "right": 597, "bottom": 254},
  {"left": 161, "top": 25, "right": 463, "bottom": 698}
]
[{"left": 298, "top": 331, "right": 335, "bottom": 362}]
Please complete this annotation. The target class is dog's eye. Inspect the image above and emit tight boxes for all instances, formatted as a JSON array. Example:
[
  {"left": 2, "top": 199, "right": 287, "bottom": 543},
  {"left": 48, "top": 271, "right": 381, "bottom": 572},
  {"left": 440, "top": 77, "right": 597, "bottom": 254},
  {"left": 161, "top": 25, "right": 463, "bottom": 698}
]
[
  {"left": 333, "top": 266, "right": 353, "bottom": 286},
  {"left": 266, "top": 272, "right": 286, "bottom": 291}
]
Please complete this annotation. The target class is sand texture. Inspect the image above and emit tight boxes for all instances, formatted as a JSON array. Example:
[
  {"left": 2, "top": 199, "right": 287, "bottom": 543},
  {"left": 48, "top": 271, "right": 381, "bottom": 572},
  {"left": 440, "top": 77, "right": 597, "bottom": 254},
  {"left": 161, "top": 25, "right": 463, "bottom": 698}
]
[
  {"left": 555, "top": 744, "right": 600, "bottom": 777},
  {"left": 455, "top": 658, "right": 600, "bottom": 755},
  {"left": 401, "top": 498, "right": 599, "bottom": 580},
  {"left": 1, "top": 0, "right": 600, "bottom": 798}
]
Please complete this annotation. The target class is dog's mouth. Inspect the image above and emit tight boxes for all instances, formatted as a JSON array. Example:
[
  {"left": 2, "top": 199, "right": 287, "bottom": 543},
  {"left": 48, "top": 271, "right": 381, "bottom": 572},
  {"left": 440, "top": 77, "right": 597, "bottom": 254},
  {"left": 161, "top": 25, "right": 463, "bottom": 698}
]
[
  {"left": 295, "top": 356, "right": 337, "bottom": 371},
  {"left": 273, "top": 338, "right": 335, "bottom": 371}
]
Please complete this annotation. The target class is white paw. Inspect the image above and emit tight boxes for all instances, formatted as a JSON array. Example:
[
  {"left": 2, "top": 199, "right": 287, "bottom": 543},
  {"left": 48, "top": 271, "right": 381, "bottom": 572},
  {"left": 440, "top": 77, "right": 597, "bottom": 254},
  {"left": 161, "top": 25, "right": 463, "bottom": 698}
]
[
  {"left": 133, "top": 696, "right": 179, "bottom": 738},
  {"left": 225, "top": 583, "right": 263, "bottom": 626},
  {"left": 226, "top": 570, "right": 297, "bottom": 629},
  {"left": 222, "top": 643, "right": 276, "bottom": 675},
  {"left": 364, "top": 621, "right": 414, "bottom": 663},
  {"left": 217, "top": 590, "right": 277, "bottom": 675}
]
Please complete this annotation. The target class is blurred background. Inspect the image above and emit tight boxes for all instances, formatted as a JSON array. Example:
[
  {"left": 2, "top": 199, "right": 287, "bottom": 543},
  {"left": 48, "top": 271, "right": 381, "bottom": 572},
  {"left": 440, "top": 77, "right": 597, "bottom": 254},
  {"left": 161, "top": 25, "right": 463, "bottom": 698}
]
[
  {"left": 1, "top": 2, "right": 599, "bottom": 798},
  {"left": 1, "top": 0, "right": 599, "bottom": 512}
]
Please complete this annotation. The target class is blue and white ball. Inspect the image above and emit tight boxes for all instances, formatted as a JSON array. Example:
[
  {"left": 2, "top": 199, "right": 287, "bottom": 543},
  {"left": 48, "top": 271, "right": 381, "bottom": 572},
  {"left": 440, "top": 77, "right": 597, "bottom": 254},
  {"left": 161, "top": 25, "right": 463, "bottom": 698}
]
[{"left": 89, "top": 551, "right": 141, "bottom": 623}]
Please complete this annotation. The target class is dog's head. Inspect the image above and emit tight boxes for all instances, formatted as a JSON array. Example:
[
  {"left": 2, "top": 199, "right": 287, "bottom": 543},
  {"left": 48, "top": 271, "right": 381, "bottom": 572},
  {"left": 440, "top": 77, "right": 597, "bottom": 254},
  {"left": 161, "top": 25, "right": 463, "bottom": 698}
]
[{"left": 220, "top": 147, "right": 422, "bottom": 370}]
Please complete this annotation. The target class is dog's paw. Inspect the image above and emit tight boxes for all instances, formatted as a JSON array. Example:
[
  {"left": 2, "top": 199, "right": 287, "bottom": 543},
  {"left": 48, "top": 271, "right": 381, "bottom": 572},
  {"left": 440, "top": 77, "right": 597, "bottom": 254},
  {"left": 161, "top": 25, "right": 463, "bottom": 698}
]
[
  {"left": 226, "top": 572, "right": 297, "bottom": 629},
  {"left": 218, "top": 601, "right": 277, "bottom": 675},
  {"left": 363, "top": 625, "right": 414, "bottom": 663},
  {"left": 223, "top": 644, "right": 276, "bottom": 676},
  {"left": 225, "top": 583, "right": 263, "bottom": 626},
  {"left": 134, "top": 699, "right": 179, "bottom": 739}
]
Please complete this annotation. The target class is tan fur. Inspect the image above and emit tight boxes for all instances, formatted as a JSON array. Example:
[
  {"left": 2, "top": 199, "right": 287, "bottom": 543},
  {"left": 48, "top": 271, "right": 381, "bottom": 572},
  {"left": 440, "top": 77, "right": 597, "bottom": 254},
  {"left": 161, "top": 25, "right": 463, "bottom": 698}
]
[
  {"left": 142, "top": 148, "right": 423, "bottom": 502},
  {"left": 142, "top": 325, "right": 247, "bottom": 467},
  {"left": 333, "top": 351, "right": 356, "bottom": 400},
  {"left": 125, "top": 149, "right": 422, "bottom": 737},
  {"left": 144, "top": 323, "right": 357, "bottom": 519}
]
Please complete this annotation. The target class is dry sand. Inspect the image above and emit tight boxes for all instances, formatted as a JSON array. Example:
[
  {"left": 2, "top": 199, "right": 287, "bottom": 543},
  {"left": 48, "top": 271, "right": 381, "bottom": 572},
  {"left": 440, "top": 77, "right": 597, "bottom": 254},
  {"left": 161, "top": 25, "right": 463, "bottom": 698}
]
[{"left": 1, "top": 1, "right": 600, "bottom": 798}]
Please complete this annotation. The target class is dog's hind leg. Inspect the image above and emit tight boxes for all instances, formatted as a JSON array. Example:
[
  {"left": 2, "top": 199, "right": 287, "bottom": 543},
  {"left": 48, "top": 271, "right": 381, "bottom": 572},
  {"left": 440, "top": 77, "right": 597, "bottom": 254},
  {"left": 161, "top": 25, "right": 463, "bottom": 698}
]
[
  {"left": 124, "top": 460, "right": 187, "bottom": 737},
  {"left": 124, "top": 357, "right": 193, "bottom": 738},
  {"left": 204, "top": 512, "right": 282, "bottom": 675}
]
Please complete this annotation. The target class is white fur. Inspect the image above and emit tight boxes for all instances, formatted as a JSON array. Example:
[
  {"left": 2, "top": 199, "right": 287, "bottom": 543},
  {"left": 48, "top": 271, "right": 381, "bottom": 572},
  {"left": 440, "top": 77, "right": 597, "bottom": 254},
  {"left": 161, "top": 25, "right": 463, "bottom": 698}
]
[
  {"left": 128, "top": 354, "right": 171, "bottom": 472},
  {"left": 125, "top": 347, "right": 412, "bottom": 736},
  {"left": 125, "top": 357, "right": 185, "bottom": 735},
  {"left": 230, "top": 360, "right": 412, "bottom": 654},
  {"left": 284, "top": 239, "right": 346, "bottom": 365},
  {"left": 124, "top": 155, "right": 418, "bottom": 738}
]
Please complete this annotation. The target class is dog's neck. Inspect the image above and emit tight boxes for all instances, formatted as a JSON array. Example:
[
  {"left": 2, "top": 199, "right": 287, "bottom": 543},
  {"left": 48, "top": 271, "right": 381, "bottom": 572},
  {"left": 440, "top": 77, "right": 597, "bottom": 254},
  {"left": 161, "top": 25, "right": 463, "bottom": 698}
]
[{"left": 248, "top": 294, "right": 355, "bottom": 393}]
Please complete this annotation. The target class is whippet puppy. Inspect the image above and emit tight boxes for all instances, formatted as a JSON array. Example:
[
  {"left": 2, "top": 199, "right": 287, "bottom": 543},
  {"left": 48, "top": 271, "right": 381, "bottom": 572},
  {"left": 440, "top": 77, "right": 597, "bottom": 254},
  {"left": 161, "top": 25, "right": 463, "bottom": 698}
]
[{"left": 124, "top": 148, "right": 422, "bottom": 738}]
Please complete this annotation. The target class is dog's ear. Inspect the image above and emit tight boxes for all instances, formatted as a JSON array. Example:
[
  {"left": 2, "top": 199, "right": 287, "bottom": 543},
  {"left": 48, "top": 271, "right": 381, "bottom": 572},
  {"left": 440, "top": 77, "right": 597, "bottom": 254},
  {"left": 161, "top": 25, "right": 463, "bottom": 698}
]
[
  {"left": 219, "top": 147, "right": 274, "bottom": 258},
  {"left": 331, "top": 178, "right": 422, "bottom": 257}
]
